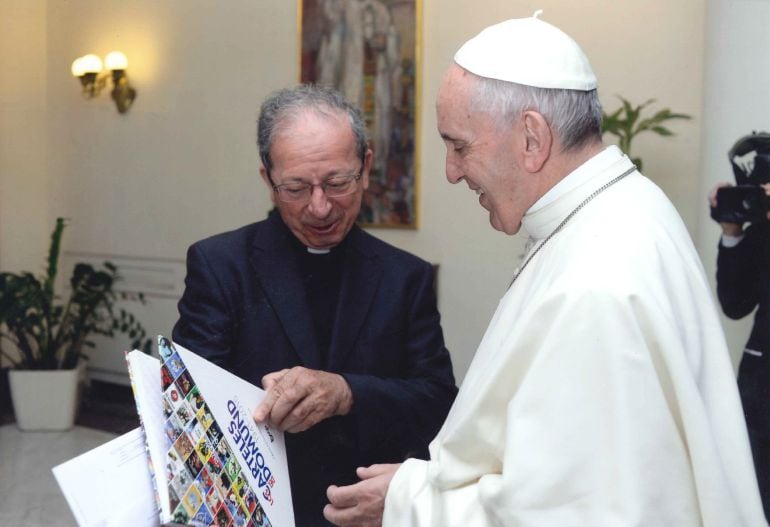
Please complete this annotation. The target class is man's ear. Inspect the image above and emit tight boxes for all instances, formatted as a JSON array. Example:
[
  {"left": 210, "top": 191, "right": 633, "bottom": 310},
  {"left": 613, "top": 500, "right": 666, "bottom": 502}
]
[
  {"left": 521, "top": 111, "right": 552, "bottom": 173},
  {"left": 361, "top": 148, "right": 373, "bottom": 191},
  {"left": 259, "top": 167, "right": 277, "bottom": 205}
]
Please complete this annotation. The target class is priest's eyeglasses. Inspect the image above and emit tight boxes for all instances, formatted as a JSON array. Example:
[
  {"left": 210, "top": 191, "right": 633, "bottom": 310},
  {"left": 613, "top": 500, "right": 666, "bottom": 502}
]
[{"left": 270, "top": 170, "right": 363, "bottom": 202}]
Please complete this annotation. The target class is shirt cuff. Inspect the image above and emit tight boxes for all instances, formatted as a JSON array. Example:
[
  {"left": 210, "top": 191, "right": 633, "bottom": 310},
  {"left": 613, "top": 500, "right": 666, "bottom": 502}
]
[{"left": 721, "top": 233, "right": 745, "bottom": 248}]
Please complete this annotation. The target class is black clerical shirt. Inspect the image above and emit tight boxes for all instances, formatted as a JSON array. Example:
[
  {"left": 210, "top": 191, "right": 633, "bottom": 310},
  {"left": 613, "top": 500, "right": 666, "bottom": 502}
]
[{"left": 291, "top": 236, "right": 348, "bottom": 366}]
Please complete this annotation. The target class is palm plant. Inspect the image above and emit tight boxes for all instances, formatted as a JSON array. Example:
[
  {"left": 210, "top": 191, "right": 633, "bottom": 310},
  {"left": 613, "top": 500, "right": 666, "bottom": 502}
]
[{"left": 601, "top": 96, "right": 691, "bottom": 171}]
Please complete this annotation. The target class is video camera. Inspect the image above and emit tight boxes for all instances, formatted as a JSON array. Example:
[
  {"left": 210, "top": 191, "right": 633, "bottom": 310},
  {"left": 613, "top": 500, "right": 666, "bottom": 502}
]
[{"left": 710, "top": 131, "right": 770, "bottom": 224}]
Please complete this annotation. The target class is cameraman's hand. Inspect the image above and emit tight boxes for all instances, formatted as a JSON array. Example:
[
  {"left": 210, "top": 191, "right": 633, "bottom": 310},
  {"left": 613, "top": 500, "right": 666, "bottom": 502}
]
[{"left": 708, "top": 182, "right": 744, "bottom": 236}]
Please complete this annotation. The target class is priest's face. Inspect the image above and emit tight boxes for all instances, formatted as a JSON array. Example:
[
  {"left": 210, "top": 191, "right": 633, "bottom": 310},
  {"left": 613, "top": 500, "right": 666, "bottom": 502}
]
[
  {"left": 261, "top": 109, "right": 371, "bottom": 250},
  {"left": 436, "top": 65, "right": 540, "bottom": 235}
]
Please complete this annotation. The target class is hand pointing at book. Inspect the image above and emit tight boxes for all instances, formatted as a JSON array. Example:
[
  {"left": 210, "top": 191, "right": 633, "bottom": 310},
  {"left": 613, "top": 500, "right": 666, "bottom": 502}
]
[{"left": 252, "top": 366, "right": 354, "bottom": 433}]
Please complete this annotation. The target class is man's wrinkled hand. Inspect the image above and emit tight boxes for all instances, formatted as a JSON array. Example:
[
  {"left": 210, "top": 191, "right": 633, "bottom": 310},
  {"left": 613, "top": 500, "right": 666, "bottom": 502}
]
[
  {"left": 251, "top": 366, "right": 353, "bottom": 433},
  {"left": 324, "top": 464, "right": 400, "bottom": 527}
]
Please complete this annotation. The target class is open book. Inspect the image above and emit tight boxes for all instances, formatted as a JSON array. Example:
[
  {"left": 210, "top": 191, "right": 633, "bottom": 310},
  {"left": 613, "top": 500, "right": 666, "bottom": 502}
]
[{"left": 126, "top": 337, "right": 294, "bottom": 527}]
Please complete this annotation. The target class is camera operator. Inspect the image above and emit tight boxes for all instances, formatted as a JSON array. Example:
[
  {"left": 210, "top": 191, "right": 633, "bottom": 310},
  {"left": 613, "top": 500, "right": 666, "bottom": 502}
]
[{"left": 709, "top": 132, "right": 770, "bottom": 519}]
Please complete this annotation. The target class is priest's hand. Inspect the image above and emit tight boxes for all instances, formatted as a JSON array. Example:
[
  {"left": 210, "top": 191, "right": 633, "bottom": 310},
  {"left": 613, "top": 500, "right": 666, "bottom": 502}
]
[
  {"left": 324, "top": 464, "right": 400, "bottom": 527},
  {"left": 252, "top": 366, "right": 353, "bottom": 433}
]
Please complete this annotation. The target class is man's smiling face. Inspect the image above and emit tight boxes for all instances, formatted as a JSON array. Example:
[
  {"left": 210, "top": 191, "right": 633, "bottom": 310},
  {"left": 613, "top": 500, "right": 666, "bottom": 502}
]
[
  {"left": 436, "top": 65, "right": 541, "bottom": 235},
  {"left": 262, "top": 109, "right": 371, "bottom": 249}
]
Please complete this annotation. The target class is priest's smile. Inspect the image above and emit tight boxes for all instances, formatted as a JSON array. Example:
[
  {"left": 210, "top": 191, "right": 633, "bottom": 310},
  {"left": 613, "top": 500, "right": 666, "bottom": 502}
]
[{"left": 306, "top": 220, "right": 339, "bottom": 235}]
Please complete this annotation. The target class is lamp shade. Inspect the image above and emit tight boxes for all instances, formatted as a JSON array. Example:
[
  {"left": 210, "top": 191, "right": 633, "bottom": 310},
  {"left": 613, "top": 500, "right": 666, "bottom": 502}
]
[
  {"left": 70, "top": 57, "right": 85, "bottom": 77},
  {"left": 79, "top": 54, "right": 103, "bottom": 74},
  {"left": 105, "top": 51, "right": 128, "bottom": 70}
]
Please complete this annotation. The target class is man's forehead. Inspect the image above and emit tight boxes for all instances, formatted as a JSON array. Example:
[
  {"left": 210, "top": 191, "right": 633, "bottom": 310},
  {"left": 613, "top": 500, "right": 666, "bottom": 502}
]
[
  {"left": 438, "top": 65, "right": 470, "bottom": 96},
  {"left": 273, "top": 111, "right": 354, "bottom": 152},
  {"left": 437, "top": 66, "right": 475, "bottom": 116},
  {"left": 279, "top": 107, "right": 347, "bottom": 134},
  {"left": 437, "top": 74, "right": 476, "bottom": 133}
]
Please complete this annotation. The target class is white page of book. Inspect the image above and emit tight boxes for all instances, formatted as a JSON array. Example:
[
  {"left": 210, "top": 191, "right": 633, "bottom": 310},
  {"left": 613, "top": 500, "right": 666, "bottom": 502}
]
[
  {"left": 52, "top": 427, "right": 160, "bottom": 527},
  {"left": 126, "top": 349, "right": 171, "bottom": 518},
  {"left": 175, "top": 343, "right": 294, "bottom": 526}
]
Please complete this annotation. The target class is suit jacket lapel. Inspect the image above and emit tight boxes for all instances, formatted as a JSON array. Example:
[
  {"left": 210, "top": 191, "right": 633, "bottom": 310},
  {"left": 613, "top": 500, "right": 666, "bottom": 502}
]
[
  {"left": 249, "top": 214, "right": 322, "bottom": 369},
  {"left": 328, "top": 227, "right": 382, "bottom": 370}
]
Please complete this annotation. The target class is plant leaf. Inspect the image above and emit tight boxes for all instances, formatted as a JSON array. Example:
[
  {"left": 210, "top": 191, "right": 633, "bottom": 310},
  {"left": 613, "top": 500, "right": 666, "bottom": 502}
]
[{"left": 652, "top": 126, "right": 674, "bottom": 136}]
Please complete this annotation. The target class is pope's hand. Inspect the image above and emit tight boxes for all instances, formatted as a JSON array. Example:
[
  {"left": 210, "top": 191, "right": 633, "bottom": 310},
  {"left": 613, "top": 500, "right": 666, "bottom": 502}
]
[
  {"left": 251, "top": 366, "right": 353, "bottom": 433},
  {"left": 324, "top": 464, "right": 400, "bottom": 527}
]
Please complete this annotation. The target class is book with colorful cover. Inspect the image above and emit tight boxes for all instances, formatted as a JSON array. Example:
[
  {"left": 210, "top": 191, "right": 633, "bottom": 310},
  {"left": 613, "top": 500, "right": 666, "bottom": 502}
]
[{"left": 126, "top": 336, "right": 294, "bottom": 527}]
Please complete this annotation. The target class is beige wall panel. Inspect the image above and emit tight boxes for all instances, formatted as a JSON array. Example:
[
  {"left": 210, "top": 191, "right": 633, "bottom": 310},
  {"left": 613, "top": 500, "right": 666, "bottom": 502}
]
[{"left": 0, "top": 0, "right": 49, "bottom": 272}]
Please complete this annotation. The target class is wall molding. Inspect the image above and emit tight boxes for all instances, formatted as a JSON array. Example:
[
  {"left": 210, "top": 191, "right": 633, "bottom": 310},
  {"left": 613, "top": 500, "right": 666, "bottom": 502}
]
[{"left": 63, "top": 251, "right": 186, "bottom": 299}]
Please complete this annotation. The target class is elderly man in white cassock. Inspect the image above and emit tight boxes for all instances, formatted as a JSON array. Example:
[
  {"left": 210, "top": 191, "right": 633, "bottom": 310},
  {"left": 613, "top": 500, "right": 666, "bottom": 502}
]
[{"left": 324, "top": 12, "right": 767, "bottom": 527}]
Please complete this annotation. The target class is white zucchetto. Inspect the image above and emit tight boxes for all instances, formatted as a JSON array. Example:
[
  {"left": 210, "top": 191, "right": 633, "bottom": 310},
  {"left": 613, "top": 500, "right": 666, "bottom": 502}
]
[{"left": 454, "top": 11, "right": 597, "bottom": 91}]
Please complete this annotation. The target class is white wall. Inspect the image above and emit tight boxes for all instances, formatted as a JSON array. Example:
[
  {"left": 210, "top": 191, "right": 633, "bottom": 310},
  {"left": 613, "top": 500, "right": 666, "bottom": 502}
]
[
  {"left": 0, "top": 0, "right": 49, "bottom": 272},
  {"left": 2, "top": 0, "right": 706, "bottom": 382},
  {"left": 698, "top": 0, "right": 770, "bottom": 366}
]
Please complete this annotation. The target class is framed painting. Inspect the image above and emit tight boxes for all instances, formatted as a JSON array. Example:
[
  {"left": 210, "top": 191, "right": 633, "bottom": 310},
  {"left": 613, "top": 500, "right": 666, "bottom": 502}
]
[{"left": 299, "top": 0, "right": 421, "bottom": 228}]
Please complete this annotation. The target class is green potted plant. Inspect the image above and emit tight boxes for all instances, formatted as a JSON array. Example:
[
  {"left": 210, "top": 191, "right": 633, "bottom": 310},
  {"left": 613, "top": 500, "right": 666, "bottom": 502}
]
[
  {"left": 0, "top": 218, "right": 151, "bottom": 430},
  {"left": 602, "top": 96, "right": 692, "bottom": 171}
]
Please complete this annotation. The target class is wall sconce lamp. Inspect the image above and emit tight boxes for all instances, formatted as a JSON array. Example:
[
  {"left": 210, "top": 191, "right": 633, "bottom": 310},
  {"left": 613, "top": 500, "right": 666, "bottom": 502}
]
[{"left": 71, "top": 51, "right": 137, "bottom": 114}]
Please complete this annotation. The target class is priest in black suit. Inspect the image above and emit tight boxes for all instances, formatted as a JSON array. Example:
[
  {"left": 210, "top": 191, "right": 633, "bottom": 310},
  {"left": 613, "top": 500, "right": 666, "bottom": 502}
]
[{"left": 173, "top": 84, "right": 457, "bottom": 526}]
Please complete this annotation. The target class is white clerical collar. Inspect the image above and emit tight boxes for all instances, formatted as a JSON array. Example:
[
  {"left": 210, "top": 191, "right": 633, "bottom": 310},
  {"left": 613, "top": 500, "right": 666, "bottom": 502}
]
[
  {"left": 528, "top": 145, "right": 625, "bottom": 214},
  {"left": 522, "top": 145, "right": 634, "bottom": 240},
  {"left": 307, "top": 247, "right": 331, "bottom": 255}
]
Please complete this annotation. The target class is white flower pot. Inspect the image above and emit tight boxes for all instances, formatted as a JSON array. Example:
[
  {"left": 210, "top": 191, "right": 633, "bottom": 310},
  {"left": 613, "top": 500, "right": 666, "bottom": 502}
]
[{"left": 9, "top": 366, "right": 83, "bottom": 431}]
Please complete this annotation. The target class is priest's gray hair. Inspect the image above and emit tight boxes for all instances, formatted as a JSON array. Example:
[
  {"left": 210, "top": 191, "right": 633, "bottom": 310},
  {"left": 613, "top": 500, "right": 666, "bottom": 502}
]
[
  {"left": 258, "top": 84, "right": 369, "bottom": 173},
  {"left": 468, "top": 75, "right": 603, "bottom": 152}
]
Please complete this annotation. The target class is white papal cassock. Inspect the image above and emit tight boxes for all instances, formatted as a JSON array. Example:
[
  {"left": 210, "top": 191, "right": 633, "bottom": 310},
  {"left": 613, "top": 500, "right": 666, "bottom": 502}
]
[{"left": 383, "top": 146, "right": 767, "bottom": 526}]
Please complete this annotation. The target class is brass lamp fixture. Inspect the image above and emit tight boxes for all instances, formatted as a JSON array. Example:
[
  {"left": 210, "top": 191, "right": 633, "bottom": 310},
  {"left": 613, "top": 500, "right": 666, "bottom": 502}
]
[{"left": 71, "top": 51, "right": 137, "bottom": 113}]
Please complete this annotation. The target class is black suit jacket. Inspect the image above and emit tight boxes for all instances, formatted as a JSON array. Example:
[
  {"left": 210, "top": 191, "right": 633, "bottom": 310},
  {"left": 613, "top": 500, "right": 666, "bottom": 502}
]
[
  {"left": 173, "top": 212, "right": 457, "bottom": 526},
  {"left": 717, "top": 222, "right": 770, "bottom": 517},
  {"left": 717, "top": 222, "right": 770, "bottom": 432}
]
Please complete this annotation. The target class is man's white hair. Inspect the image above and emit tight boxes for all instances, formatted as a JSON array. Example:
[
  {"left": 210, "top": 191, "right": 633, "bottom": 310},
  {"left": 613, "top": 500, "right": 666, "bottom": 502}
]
[{"left": 468, "top": 74, "right": 603, "bottom": 151}]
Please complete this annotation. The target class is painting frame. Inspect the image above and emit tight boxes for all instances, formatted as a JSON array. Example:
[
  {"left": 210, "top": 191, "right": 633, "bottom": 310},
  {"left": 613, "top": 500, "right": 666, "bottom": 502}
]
[{"left": 298, "top": 0, "right": 421, "bottom": 229}]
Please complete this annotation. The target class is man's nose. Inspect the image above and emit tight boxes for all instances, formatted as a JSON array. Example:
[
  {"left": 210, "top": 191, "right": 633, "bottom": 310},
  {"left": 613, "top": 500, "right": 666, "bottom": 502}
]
[
  {"left": 307, "top": 185, "right": 332, "bottom": 217},
  {"left": 445, "top": 157, "right": 463, "bottom": 184}
]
